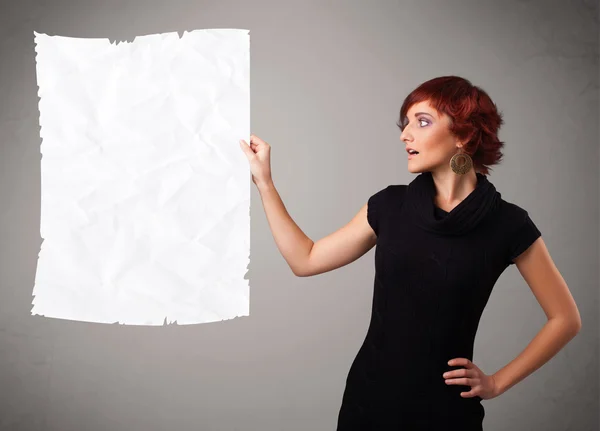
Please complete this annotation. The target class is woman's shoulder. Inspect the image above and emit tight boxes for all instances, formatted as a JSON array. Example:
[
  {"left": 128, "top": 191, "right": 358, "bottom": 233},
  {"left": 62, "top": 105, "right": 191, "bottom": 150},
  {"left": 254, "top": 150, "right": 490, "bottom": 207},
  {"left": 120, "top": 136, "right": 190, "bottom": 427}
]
[
  {"left": 496, "top": 196, "right": 532, "bottom": 222},
  {"left": 369, "top": 184, "right": 408, "bottom": 205},
  {"left": 494, "top": 195, "right": 541, "bottom": 238},
  {"left": 493, "top": 195, "right": 542, "bottom": 265},
  {"left": 371, "top": 183, "right": 408, "bottom": 195},
  {"left": 367, "top": 184, "right": 409, "bottom": 235}
]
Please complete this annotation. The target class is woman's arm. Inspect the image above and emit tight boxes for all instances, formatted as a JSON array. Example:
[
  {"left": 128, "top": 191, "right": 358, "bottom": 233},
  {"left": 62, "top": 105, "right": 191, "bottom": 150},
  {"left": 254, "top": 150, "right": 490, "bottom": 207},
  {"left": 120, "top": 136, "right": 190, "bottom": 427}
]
[
  {"left": 239, "top": 134, "right": 376, "bottom": 278},
  {"left": 491, "top": 237, "right": 582, "bottom": 396},
  {"left": 257, "top": 181, "right": 376, "bottom": 277}
]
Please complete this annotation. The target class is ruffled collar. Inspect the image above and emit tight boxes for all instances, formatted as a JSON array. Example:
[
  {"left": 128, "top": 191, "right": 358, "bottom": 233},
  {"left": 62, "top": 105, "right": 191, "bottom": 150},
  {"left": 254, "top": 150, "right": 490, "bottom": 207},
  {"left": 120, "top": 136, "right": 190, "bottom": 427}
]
[{"left": 405, "top": 171, "right": 501, "bottom": 236}]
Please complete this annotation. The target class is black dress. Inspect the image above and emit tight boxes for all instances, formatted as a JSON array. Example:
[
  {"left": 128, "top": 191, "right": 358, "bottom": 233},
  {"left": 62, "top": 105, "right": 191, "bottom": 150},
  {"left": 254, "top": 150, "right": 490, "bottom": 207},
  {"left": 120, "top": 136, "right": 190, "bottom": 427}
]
[{"left": 336, "top": 171, "right": 542, "bottom": 430}]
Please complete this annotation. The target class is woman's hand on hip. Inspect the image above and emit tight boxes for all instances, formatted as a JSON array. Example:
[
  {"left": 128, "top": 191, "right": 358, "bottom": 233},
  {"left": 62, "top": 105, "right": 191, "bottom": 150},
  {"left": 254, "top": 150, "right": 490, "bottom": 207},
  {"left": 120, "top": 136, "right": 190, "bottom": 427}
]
[{"left": 443, "top": 358, "right": 500, "bottom": 400}]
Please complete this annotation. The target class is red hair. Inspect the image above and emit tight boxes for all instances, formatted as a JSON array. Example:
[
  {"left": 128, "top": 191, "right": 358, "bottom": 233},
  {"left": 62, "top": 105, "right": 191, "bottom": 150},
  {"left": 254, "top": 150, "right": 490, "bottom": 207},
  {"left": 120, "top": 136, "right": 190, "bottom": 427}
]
[{"left": 397, "top": 76, "right": 505, "bottom": 175}]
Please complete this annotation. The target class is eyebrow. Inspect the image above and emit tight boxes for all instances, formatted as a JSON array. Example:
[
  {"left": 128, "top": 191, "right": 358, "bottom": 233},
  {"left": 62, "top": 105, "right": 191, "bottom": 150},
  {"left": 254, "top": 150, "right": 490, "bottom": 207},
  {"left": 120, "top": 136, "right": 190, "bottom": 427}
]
[{"left": 412, "top": 111, "right": 434, "bottom": 118}]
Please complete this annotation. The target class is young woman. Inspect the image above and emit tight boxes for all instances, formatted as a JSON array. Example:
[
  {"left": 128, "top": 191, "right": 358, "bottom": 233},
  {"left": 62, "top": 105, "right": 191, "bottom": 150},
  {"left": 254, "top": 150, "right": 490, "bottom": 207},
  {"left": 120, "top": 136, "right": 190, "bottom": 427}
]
[{"left": 238, "top": 76, "right": 581, "bottom": 430}]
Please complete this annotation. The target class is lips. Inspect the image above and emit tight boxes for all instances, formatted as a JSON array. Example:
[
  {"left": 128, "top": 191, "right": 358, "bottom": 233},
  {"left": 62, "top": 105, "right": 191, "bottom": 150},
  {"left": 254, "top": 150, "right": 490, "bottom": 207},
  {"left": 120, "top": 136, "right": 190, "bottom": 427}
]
[{"left": 406, "top": 148, "right": 419, "bottom": 160}]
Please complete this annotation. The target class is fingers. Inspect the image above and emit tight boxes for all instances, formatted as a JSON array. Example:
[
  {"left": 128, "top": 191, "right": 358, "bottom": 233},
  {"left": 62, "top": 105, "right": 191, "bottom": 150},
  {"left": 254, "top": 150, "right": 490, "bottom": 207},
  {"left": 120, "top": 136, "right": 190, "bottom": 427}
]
[
  {"left": 444, "top": 358, "right": 485, "bottom": 399},
  {"left": 443, "top": 368, "right": 473, "bottom": 379},
  {"left": 448, "top": 358, "right": 471, "bottom": 367},
  {"left": 459, "top": 390, "right": 480, "bottom": 398},
  {"left": 444, "top": 377, "right": 474, "bottom": 386},
  {"left": 249, "top": 134, "right": 262, "bottom": 144},
  {"left": 444, "top": 374, "right": 480, "bottom": 398},
  {"left": 250, "top": 134, "right": 270, "bottom": 148},
  {"left": 239, "top": 139, "right": 255, "bottom": 159},
  {"left": 443, "top": 367, "right": 478, "bottom": 388}
]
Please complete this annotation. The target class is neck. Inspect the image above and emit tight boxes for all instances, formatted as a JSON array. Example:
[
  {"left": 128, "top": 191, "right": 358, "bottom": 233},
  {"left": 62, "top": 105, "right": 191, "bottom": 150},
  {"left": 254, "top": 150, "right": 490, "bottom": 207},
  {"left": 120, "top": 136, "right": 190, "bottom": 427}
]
[
  {"left": 430, "top": 169, "right": 478, "bottom": 209},
  {"left": 405, "top": 168, "right": 499, "bottom": 237}
]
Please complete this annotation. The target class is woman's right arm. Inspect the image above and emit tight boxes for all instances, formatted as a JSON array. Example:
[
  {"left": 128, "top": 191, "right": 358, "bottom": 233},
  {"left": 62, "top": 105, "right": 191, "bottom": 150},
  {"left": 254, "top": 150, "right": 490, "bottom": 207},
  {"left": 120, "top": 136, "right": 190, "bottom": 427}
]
[
  {"left": 239, "top": 134, "right": 376, "bottom": 277},
  {"left": 257, "top": 180, "right": 377, "bottom": 277}
]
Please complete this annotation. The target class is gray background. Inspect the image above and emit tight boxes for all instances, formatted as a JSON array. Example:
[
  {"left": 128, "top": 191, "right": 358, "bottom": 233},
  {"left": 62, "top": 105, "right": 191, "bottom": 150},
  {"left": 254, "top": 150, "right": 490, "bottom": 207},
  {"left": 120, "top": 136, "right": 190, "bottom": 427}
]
[{"left": 0, "top": 0, "right": 597, "bottom": 430}]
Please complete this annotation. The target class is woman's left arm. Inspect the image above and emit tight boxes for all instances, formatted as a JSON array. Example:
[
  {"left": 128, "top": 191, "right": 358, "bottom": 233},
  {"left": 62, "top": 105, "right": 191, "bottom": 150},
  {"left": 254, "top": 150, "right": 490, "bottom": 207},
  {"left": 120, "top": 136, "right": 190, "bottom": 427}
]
[{"left": 491, "top": 237, "right": 582, "bottom": 397}]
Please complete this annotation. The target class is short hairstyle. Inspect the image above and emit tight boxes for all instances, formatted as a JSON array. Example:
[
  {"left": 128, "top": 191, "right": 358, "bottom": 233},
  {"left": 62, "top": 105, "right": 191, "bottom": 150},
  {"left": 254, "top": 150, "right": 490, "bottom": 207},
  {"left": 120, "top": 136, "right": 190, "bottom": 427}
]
[{"left": 397, "top": 76, "right": 505, "bottom": 175}]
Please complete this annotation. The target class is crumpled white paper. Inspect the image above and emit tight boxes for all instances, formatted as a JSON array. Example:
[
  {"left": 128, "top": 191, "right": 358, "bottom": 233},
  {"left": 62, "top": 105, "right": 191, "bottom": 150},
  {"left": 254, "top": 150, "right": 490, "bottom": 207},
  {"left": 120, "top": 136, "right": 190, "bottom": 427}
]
[{"left": 31, "top": 29, "right": 250, "bottom": 325}]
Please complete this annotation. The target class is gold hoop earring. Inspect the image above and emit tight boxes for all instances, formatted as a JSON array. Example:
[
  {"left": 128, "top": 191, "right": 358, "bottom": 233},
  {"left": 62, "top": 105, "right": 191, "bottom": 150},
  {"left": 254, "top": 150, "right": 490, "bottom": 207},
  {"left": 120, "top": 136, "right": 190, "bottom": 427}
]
[{"left": 450, "top": 151, "right": 473, "bottom": 175}]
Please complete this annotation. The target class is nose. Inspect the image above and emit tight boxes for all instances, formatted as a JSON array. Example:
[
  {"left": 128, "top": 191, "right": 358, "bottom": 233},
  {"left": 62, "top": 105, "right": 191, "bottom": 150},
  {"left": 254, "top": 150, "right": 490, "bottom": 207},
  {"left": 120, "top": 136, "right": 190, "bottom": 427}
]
[{"left": 400, "top": 127, "right": 412, "bottom": 143}]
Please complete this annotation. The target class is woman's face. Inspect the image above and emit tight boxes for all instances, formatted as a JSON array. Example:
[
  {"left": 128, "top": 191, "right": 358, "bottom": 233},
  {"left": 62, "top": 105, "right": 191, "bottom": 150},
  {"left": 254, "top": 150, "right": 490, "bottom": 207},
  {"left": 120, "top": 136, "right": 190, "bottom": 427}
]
[{"left": 400, "top": 100, "right": 461, "bottom": 174}]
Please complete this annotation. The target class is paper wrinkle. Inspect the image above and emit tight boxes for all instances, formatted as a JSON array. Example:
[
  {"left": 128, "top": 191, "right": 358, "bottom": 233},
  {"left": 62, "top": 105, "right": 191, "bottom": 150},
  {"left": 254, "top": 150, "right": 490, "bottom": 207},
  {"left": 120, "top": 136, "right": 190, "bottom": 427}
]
[{"left": 32, "top": 29, "right": 250, "bottom": 325}]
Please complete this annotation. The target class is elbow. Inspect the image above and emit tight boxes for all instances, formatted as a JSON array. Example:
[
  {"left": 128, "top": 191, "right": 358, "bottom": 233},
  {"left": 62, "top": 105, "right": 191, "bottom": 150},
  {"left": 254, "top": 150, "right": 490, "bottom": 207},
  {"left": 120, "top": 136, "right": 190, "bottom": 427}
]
[
  {"left": 558, "top": 305, "right": 583, "bottom": 336},
  {"left": 550, "top": 315, "right": 581, "bottom": 338},
  {"left": 565, "top": 316, "right": 582, "bottom": 337},
  {"left": 291, "top": 259, "right": 312, "bottom": 277},
  {"left": 294, "top": 269, "right": 313, "bottom": 278},
  {"left": 570, "top": 322, "right": 582, "bottom": 340},
  {"left": 291, "top": 266, "right": 307, "bottom": 277},
  {"left": 572, "top": 310, "right": 583, "bottom": 334}
]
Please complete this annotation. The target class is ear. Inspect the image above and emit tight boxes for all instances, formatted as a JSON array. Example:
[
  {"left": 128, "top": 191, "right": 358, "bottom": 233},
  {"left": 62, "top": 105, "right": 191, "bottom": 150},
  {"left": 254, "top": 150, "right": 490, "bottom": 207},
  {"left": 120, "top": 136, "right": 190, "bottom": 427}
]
[{"left": 455, "top": 137, "right": 471, "bottom": 150}]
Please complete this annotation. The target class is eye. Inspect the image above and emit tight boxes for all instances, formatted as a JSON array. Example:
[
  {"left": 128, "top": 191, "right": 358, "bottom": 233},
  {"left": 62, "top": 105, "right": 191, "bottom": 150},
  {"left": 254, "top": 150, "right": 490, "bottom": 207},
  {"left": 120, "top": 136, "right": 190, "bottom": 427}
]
[{"left": 397, "top": 117, "right": 430, "bottom": 131}]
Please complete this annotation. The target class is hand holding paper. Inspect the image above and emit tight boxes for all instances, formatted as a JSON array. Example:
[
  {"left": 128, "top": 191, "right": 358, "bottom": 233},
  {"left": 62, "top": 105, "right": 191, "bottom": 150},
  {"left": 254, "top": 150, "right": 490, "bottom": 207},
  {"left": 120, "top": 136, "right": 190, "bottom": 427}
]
[{"left": 239, "top": 134, "right": 273, "bottom": 188}]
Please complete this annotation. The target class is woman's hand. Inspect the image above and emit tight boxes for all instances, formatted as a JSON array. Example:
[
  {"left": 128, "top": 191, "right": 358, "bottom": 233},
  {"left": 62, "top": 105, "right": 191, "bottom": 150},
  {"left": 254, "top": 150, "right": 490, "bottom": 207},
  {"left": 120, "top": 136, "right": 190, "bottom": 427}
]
[
  {"left": 239, "top": 134, "right": 273, "bottom": 188},
  {"left": 443, "top": 358, "right": 500, "bottom": 400}
]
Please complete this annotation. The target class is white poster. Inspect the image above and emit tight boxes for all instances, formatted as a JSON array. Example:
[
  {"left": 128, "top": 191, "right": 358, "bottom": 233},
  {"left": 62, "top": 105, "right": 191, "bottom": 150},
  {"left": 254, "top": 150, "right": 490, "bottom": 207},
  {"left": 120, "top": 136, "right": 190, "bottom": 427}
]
[{"left": 31, "top": 29, "right": 250, "bottom": 325}]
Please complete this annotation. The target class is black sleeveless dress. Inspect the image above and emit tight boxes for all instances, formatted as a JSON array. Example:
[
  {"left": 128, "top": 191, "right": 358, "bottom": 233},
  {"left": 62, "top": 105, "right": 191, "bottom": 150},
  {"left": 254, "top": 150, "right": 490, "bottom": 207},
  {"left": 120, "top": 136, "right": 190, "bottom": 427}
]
[{"left": 336, "top": 172, "right": 542, "bottom": 430}]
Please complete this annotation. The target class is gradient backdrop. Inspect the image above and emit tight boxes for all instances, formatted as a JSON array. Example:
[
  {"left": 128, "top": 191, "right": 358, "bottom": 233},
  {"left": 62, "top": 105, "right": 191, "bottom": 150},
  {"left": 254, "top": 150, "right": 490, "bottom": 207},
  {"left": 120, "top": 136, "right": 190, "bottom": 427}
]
[{"left": 0, "top": 0, "right": 597, "bottom": 430}]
